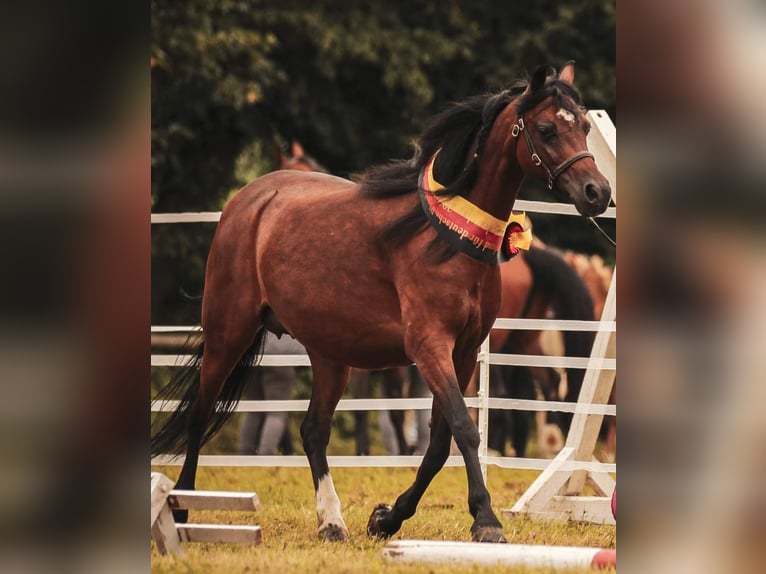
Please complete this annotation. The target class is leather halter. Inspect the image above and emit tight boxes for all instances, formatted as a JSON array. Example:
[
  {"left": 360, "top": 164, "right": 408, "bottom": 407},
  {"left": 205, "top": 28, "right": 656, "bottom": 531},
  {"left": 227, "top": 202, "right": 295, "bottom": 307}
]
[{"left": 511, "top": 115, "right": 594, "bottom": 190}]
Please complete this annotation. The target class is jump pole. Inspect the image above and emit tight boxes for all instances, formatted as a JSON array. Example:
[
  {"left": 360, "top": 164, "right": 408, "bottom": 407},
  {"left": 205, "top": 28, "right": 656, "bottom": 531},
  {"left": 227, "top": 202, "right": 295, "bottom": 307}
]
[{"left": 383, "top": 540, "right": 615, "bottom": 569}]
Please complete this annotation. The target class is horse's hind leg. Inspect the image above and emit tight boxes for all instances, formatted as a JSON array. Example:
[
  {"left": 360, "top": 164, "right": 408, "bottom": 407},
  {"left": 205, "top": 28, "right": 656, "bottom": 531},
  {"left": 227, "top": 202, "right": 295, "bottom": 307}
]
[
  {"left": 172, "top": 338, "right": 252, "bottom": 521},
  {"left": 301, "top": 355, "right": 351, "bottom": 541},
  {"left": 173, "top": 301, "right": 262, "bottom": 518}
]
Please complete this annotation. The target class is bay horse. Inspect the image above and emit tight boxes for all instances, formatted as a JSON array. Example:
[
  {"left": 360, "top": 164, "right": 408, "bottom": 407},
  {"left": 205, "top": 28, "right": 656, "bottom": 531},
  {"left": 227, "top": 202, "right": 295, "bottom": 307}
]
[{"left": 151, "top": 63, "right": 611, "bottom": 543}]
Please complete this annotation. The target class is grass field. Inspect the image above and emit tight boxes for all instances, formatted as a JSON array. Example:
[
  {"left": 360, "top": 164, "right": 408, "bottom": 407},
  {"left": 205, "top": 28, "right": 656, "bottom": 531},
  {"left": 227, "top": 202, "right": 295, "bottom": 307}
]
[{"left": 151, "top": 465, "right": 615, "bottom": 573}]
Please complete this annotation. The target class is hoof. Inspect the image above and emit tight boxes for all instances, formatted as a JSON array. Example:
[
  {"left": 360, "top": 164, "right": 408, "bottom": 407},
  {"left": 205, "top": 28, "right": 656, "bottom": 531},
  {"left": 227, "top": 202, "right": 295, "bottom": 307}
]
[
  {"left": 318, "top": 523, "right": 349, "bottom": 542},
  {"left": 367, "top": 503, "right": 394, "bottom": 539},
  {"left": 471, "top": 525, "right": 507, "bottom": 543}
]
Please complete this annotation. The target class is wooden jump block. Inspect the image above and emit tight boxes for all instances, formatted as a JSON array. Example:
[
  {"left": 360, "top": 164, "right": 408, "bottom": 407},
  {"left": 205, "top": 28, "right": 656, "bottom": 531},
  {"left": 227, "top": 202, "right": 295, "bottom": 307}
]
[
  {"left": 168, "top": 490, "right": 260, "bottom": 512},
  {"left": 151, "top": 472, "right": 263, "bottom": 555},
  {"left": 383, "top": 540, "right": 616, "bottom": 570},
  {"left": 506, "top": 494, "right": 614, "bottom": 525},
  {"left": 177, "top": 523, "right": 263, "bottom": 545}
]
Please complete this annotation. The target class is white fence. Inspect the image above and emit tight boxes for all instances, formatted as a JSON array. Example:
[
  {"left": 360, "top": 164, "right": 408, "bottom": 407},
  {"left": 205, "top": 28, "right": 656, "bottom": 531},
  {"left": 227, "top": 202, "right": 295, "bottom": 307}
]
[
  {"left": 151, "top": 110, "right": 616, "bottom": 477},
  {"left": 150, "top": 318, "right": 616, "bottom": 474}
]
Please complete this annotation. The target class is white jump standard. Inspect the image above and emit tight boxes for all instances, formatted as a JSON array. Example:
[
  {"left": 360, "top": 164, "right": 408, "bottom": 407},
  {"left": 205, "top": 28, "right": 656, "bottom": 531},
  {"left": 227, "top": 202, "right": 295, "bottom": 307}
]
[{"left": 150, "top": 472, "right": 263, "bottom": 555}]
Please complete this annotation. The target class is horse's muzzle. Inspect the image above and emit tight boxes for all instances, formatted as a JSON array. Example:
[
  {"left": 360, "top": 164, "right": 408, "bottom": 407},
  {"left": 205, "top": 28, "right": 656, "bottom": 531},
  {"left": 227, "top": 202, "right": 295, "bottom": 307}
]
[{"left": 575, "top": 180, "right": 611, "bottom": 217}]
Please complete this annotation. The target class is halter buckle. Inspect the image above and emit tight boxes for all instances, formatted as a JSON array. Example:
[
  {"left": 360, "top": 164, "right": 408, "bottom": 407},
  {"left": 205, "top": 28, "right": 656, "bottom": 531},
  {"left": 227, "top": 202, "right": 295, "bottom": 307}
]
[
  {"left": 511, "top": 117, "right": 524, "bottom": 138},
  {"left": 531, "top": 153, "right": 542, "bottom": 166}
]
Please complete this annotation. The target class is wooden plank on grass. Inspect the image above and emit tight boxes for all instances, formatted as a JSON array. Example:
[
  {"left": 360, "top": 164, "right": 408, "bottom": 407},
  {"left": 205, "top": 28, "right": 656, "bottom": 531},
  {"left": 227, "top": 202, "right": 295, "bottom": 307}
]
[
  {"left": 518, "top": 495, "right": 615, "bottom": 525},
  {"left": 545, "top": 495, "right": 615, "bottom": 525},
  {"left": 177, "top": 524, "right": 263, "bottom": 545},
  {"left": 168, "top": 490, "right": 260, "bottom": 511}
]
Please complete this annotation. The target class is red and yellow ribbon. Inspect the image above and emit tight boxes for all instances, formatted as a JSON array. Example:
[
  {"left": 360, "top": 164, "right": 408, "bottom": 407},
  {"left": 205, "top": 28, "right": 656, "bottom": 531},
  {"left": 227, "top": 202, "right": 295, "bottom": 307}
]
[{"left": 420, "top": 150, "right": 532, "bottom": 262}]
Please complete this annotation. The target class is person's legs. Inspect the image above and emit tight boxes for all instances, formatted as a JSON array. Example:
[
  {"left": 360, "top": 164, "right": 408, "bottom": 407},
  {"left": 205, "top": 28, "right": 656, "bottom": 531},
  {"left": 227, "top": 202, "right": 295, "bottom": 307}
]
[
  {"left": 378, "top": 410, "right": 399, "bottom": 455},
  {"left": 257, "top": 367, "right": 296, "bottom": 455},
  {"left": 238, "top": 368, "right": 264, "bottom": 454},
  {"left": 409, "top": 366, "right": 432, "bottom": 455}
]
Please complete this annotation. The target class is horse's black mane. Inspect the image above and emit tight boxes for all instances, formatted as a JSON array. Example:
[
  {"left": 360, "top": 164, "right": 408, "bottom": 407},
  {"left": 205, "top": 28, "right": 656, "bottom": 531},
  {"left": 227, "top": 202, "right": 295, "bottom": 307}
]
[{"left": 357, "top": 69, "right": 583, "bottom": 263}]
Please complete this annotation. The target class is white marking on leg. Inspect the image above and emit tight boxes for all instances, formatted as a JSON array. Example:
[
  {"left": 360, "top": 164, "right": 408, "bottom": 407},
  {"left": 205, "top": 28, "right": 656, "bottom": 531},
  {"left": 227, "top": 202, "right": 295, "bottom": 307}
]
[
  {"left": 556, "top": 108, "right": 575, "bottom": 124},
  {"left": 316, "top": 474, "right": 347, "bottom": 533}
]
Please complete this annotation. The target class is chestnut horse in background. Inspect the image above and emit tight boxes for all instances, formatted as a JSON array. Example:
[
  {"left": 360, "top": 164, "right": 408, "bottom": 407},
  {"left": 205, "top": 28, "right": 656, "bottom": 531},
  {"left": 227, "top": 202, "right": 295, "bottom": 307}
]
[
  {"left": 486, "top": 246, "right": 614, "bottom": 459},
  {"left": 151, "top": 64, "right": 610, "bottom": 543},
  {"left": 484, "top": 244, "right": 597, "bottom": 457},
  {"left": 276, "top": 140, "right": 328, "bottom": 173}
]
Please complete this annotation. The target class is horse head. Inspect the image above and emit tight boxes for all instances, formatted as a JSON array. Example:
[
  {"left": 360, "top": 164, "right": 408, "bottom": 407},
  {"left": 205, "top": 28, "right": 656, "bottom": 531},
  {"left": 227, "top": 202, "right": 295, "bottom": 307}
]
[
  {"left": 276, "top": 140, "right": 329, "bottom": 173},
  {"left": 512, "top": 63, "right": 611, "bottom": 217}
]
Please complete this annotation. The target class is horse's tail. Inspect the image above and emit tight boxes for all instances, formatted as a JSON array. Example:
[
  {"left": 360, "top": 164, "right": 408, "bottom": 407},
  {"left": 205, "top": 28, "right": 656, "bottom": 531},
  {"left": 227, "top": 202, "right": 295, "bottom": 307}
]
[
  {"left": 524, "top": 246, "right": 595, "bottom": 433},
  {"left": 150, "top": 328, "right": 267, "bottom": 457}
]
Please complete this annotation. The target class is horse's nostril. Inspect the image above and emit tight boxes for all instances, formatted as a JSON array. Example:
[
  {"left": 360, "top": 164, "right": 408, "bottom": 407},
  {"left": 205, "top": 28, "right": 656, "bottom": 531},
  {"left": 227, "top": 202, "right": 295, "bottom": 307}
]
[{"left": 584, "top": 183, "right": 599, "bottom": 203}]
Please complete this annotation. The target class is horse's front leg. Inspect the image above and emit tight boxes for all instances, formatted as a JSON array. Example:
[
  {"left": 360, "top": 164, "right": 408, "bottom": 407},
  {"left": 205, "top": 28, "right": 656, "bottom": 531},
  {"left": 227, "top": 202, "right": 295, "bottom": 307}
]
[
  {"left": 301, "top": 355, "right": 351, "bottom": 541},
  {"left": 367, "top": 343, "right": 505, "bottom": 543},
  {"left": 367, "top": 394, "right": 452, "bottom": 535}
]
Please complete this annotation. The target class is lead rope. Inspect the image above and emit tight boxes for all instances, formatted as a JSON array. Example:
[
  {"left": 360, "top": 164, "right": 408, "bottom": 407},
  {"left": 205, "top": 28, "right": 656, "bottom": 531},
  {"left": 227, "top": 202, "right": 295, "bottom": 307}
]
[
  {"left": 587, "top": 216, "right": 616, "bottom": 247},
  {"left": 587, "top": 197, "right": 616, "bottom": 246}
]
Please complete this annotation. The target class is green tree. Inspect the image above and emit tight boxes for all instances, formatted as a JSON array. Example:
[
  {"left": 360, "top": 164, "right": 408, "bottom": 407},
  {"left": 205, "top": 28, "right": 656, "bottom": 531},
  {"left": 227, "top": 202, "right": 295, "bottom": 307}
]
[{"left": 151, "top": 0, "right": 615, "bottom": 323}]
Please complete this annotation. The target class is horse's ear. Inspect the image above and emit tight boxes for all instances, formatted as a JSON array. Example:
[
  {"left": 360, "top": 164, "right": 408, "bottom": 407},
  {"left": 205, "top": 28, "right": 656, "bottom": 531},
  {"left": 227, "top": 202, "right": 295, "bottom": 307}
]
[
  {"left": 559, "top": 61, "right": 576, "bottom": 84},
  {"left": 530, "top": 65, "right": 552, "bottom": 92},
  {"left": 291, "top": 141, "right": 304, "bottom": 158},
  {"left": 271, "top": 140, "right": 286, "bottom": 169}
]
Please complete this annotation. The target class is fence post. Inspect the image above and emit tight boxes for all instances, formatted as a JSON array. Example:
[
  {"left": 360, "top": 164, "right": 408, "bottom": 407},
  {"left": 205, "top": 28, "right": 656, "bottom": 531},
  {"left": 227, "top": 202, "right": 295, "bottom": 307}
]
[{"left": 477, "top": 336, "right": 490, "bottom": 482}]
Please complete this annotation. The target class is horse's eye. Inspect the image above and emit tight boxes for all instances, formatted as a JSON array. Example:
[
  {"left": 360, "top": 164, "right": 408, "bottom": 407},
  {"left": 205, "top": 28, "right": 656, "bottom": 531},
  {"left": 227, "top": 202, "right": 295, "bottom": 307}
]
[
  {"left": 583, "top": 122, "right": 592, "bottom": 135},
  {"left": 538, "top": 124, "right": 557, "bottom": 141}
]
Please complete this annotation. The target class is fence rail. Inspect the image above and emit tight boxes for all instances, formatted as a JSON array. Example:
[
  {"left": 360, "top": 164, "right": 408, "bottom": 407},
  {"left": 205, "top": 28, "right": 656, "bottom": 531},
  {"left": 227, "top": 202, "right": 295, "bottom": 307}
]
[
  {"left": 150, "top": 321, "right": 616, "bottom": 474},
  {"left": 151, "top": 396, "right": 616, "bottom": 416},
  {"left": 150, "top": 201, "right": 616, "bottom": 225},
  {"left": 151, "top": 454, "right": 616, "bottom": 474}
]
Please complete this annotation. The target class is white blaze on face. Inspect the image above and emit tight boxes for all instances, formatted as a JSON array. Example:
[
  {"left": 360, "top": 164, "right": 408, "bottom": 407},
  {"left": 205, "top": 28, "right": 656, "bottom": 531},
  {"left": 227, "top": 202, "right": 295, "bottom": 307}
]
[
  {"left": 315, "top": 474, "right": 348, "bottom": 532},
  {"left": 556, "top": 108, "right": 576, "bottom": 124}
]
